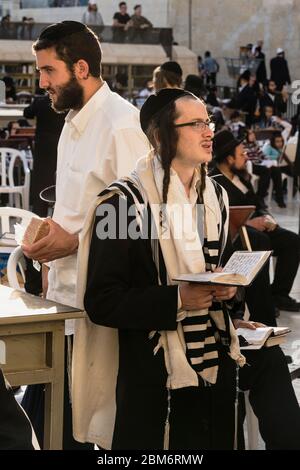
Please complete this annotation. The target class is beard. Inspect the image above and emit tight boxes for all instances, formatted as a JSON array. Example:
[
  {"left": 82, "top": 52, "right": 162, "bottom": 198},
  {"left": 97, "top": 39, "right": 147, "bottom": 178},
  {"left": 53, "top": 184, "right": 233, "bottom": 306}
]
[
  {"left": 230, "top": 163, "right": 251, "bottom": 182},
  {"left": 47, "top": 73, "right": 84, "bottom": 113}
]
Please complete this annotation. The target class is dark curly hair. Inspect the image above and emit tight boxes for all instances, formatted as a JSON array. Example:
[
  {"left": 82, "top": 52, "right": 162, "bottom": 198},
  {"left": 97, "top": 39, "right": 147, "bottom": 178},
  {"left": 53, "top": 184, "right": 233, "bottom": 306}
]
[{"left": 33, "top": 27, "right": 102, "bottom": 78}]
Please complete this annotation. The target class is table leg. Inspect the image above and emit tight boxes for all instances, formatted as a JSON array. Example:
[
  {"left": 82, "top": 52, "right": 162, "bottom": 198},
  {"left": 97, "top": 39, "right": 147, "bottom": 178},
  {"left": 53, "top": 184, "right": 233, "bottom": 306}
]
[{"left": 43, "top": 321, "right": 65, "bottom": 450}]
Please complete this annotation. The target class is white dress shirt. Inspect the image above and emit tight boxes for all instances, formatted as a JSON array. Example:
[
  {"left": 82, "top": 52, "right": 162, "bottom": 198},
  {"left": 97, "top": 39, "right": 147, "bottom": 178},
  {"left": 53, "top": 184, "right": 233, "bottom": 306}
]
[{"left": 47, "top": 82, "right": 149, "bottom": 317}]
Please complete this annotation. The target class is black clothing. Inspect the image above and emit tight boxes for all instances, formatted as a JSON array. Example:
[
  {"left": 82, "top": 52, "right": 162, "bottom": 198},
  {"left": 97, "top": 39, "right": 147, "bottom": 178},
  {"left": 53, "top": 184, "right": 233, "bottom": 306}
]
[
  {"left": 85, "top": 193, "right": 239, "bottom": 450},
  {"left": 270, "top": 56, "right": 291, "bottom": 90},
  {"left": 236, "top": 85, "right": 257, "bottom": 127},
  {"left": 206, "top": 92, "right": 219, "bottom": 108},
  {"left": 113, "top": 12, "right": 130, "bottom": 24},
  {"left": 210, "top": 167, "right": 300, "bottom": 324},
  {"left": 259, "top": 92, "right": 287, "bottom": 117},
  {"left": 255, "top": 51, "right": 267, "bottom": 85},
  {"left": 252, "top": 163, "right": 271, "bottom": 200},
  {"left": 0, "top": 369, "right": 34, "bottom": 450},
  {"left": 239, "top": 346, "right": 300, "bottom": 450},
  {"left": 24, "top": 95, "right": 65, "bottom": 216},
  {"left": 112, "top": 12, "right": 130, "bottom": 42},
  {"left": 21, "top": 338, "right": 94, "bottom": 450}
]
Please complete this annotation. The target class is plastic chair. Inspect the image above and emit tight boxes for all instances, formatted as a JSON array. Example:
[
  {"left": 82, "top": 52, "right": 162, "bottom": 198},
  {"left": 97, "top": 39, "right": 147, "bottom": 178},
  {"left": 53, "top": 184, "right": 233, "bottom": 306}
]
[
  {"left": 0, "top": 207, "right": 36, "bottom": 254},
  {"left": 246, "top": 160, "right": 259, "bottom": 192},
  {"left": 6, "top": 245, "right": 26, "bottom": 290},
  {"left": 0, "top": 148, "right": 31, "bottom": 210}
]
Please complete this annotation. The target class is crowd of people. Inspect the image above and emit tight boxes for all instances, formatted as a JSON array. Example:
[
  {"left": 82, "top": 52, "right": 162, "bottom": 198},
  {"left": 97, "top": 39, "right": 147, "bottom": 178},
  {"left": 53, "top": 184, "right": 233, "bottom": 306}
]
[{"left": 0, "top": 18, "right": 300, "bottom": 452}]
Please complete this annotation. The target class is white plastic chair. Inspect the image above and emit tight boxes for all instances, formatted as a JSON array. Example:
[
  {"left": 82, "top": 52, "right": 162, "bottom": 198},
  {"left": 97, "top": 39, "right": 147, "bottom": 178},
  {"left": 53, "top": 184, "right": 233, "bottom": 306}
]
[
  {"left": 246, "top": 160, "right": 259, "bottom": 192},
  {"left": 0, "top": 148, "right": 31, "bottom": 210},
  {"left": 0, "top": 207, "right": 36, "bottom": 254},
  {"left": 6, "top": 245, "right": 26, "bottom": 291}
]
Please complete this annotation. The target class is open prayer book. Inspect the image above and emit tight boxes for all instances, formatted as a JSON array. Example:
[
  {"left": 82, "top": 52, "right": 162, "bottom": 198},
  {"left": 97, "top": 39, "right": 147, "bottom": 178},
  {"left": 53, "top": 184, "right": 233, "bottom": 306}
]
[
  {"left": 173, "top": 250, "right": 272, "bottom": 286},
  {"left": 237, "top": 326, "right": 291, "bottom": 350}
]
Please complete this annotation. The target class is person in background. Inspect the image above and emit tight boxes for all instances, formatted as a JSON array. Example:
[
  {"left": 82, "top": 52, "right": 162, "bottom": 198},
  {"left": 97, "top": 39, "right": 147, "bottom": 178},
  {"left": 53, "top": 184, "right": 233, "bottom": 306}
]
[
  {"left": 128, "top": 4, "right": 152, "bottom": 29},
  {"left": 259, "top": 80, "right": 288, "bottom": 118},
  {"left": 254, "top": 45, "right": 267, "bottom": 85},
  {"left": 236, "top": 70, "right": 257, "bottom": 127},
  {"left": 203, "top": 51, "right": 219, "bottom": 86},
  {"left": 127, "top": 4, "right": 152, "bottom": 42},
  {"left": 197, "top": 55, "right": 205, "bottom": 79},
  {"left": 113, "top": 2, "right": 130, "bottom": 28},
  {"left": 24, "top": 94, "right": 66, "bottom": 217},
  {"left": 184, "top": 74, "right": 204, "bottom": 98},
  {"left": 82, "top": 0, "right": 104, "bottom": 26},
  {"left": 211, "top": 129, "right": 300, "bottom": 315},
  {"left": 2, "top": 76, "right": 16, "bottom": 103},
  {"left": 112, "top": 1, "right": 130, "bottom": 42},
  {"left": 0, "top": 369, "right": 38, "bottom": 450},
  {"left": 244, "top": 129, "right": 271, "bottom": 205},
  {"left": 205, "top": 86, "right": 220, "bottom": 108},
  {"left": 262, "top": 132, "right": 295, "bottom": 207},
  {"left": 227, "top": 110, "right": 246, "bottom": 140},
  {"left": 270, "top": 48, "right": 291, "bottom": 91},
  {"left": 152, "top": 61, "right": 182, "bottom": 92},
  {"left": 138, "top": 79, "right": 153, "bottom": 98}
]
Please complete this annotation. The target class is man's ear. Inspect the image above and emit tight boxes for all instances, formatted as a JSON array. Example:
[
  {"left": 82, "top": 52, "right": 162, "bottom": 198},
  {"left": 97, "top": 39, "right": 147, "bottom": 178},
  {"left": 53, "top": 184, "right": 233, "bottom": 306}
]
[
  {"left": 74, "top": 60, "right": 89, "bottom": 80},
  {"left": 226, "top": 155, "right": 235, "bottom": 165}
]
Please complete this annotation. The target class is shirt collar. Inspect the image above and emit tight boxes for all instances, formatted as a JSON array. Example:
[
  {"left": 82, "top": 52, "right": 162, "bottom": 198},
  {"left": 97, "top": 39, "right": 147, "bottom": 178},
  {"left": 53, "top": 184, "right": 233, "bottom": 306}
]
[
  {"left": 65, "top": 81, "right": 110, "bottom": 136},
  {"left": 153, "top": 156, "right": 201, "bottom": 206}
]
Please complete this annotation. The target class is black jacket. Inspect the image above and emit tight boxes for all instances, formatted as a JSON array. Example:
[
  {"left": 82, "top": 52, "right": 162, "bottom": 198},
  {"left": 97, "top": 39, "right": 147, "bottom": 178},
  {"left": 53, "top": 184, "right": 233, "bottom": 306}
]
[{"left": 270, "top": 56, "right": 291, "bottom": 89}]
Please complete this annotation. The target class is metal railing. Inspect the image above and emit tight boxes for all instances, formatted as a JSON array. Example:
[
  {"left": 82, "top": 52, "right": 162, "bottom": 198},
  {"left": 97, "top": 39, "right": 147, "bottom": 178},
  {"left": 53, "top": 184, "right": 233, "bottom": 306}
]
[{"left": 0, "top": 22, "right": 173, "bottom": 57}]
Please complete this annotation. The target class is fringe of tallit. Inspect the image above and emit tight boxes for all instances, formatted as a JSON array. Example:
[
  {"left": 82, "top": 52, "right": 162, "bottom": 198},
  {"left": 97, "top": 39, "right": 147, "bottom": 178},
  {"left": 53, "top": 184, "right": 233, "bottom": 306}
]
[
  {"left": 234, "top": 363, "right": 240, "bottom": 450},
  {"left": 163, "top": 388, "right": 171, "bottom": 450},
  {"left": 67, "top": 335, "right": 73, "bottom": 404}
]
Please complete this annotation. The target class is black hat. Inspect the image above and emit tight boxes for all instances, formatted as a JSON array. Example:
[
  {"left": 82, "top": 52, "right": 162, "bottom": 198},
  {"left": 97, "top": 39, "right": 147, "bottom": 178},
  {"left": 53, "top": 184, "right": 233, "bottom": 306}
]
[
  {"left": 38, "top": 21, "right": 86, "bottom": 41},
  {"left": 140, "top": 88, "right": 193, "bottom": 133},
  {"left": 240, "top": 69, "right": 251, "bottom": 81},
  {"left": 160, "top": 61, "right": 183, "bottom": 77},
  {"left": 213, "top": 129, "right": 244, "bottom": 162},
  {"left": 184, "top": 74, "right": 203, "bottom": 97}
]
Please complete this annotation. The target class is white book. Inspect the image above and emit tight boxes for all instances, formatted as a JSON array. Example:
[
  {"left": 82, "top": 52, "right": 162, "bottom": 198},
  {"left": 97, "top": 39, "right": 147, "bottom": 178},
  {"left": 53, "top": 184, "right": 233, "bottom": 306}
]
[
  {"left": 237, "top": 326, "right": 291, "bottom": 350},
  {"left": 174, "top": 251, "right": 272, "bottom": 286}
]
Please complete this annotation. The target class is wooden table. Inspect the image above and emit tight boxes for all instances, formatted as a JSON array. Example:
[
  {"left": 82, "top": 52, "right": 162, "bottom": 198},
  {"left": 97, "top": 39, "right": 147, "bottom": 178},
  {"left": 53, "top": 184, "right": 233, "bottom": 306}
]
[{"left": 0, "top": 285, "right": 85, "bottom": 450}]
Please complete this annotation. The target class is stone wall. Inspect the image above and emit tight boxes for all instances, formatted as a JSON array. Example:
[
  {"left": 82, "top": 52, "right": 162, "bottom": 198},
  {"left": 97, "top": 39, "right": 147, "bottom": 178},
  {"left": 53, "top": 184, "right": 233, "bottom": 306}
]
[
  {"left": 7, "top": 0, "right": 300, "bottom": 86},
  {"left": 168, "top": 0, "right": 300, "bottom": 86}
]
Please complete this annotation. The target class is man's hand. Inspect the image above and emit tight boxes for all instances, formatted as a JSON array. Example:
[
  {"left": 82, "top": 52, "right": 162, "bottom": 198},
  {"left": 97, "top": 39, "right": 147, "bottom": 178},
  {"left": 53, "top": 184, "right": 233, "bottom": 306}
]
[
  {"left": 22, "top": 219, "right": 79, "bottom": 263},
  {"left": 233, "top": 319, "right": 266, "bottom": 330},
  {"left": 246, "top": 216, "right": 267, "bottom": 231},
  {"left": 179, "top": 283, "right": 214, "bottom": 311},
  {"left": 212, "top": 285, "right": 237, "bottom": 301}
]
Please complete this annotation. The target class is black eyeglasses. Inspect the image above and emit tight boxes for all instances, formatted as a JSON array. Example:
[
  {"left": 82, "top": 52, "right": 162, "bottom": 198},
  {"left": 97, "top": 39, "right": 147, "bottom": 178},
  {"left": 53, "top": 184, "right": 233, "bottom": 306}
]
[{"left": 174, "top": 119, "right": 215, "bottom": 132}]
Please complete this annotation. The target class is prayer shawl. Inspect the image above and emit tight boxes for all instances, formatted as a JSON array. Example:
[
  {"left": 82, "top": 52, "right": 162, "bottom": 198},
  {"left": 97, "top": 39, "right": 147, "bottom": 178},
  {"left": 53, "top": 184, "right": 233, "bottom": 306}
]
[{"left": 72, "top": 151, "right": 245, "bottom": 448}]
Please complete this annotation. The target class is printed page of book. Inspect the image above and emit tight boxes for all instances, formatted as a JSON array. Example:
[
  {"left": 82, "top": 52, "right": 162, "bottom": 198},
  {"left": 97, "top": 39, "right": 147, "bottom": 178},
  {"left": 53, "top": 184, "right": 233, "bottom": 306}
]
[
  {"left": 222, "top": 250, "right": 272, "bottom": 284},
  {"left": 173, "top": 251, "right": 272, "bottom": 286},
  {"left": 271, "top": 326, "right": 291, "bottom": 336},
  {"left": 236, "top": 327, "right": 273, "bottom": 345}
]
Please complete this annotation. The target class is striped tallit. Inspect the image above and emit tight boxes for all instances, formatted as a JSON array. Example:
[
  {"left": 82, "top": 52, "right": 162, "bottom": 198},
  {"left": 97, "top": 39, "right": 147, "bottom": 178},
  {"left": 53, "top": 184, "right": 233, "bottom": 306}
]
[{"left": 104, "top": 152, "right": 244, "bottom": 386}]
